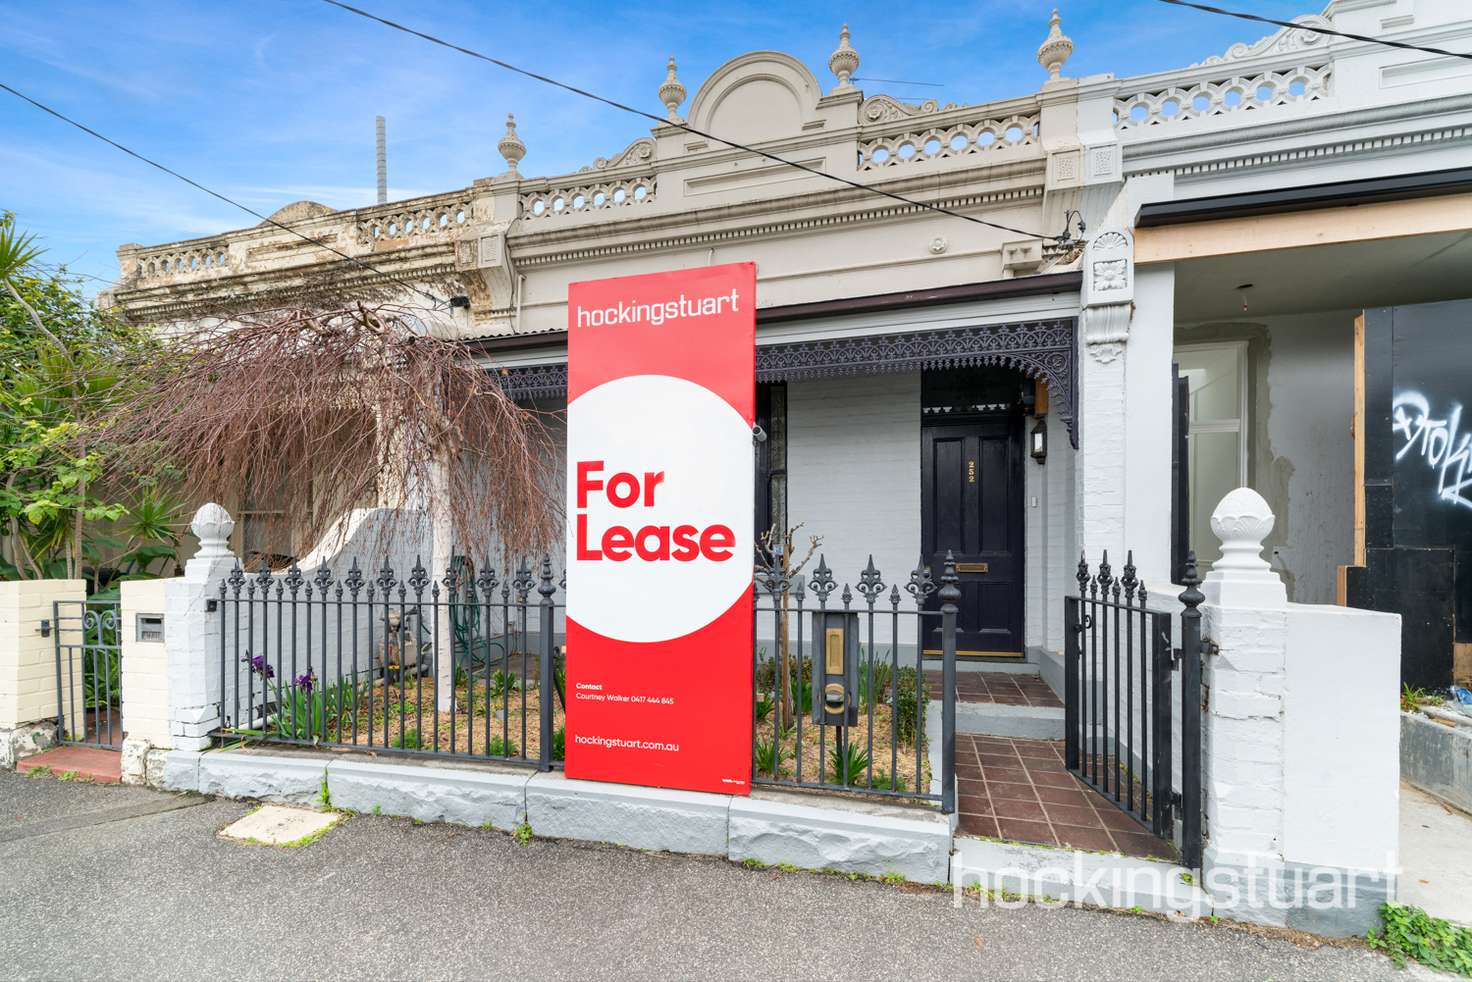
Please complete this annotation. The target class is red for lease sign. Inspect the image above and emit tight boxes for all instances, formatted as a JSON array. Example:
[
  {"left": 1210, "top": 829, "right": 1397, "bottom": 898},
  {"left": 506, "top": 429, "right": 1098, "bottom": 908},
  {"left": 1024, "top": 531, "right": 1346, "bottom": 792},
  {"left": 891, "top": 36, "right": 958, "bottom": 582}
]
[{"left": 564, "top": 263, "right": 755, "bottom": 795}]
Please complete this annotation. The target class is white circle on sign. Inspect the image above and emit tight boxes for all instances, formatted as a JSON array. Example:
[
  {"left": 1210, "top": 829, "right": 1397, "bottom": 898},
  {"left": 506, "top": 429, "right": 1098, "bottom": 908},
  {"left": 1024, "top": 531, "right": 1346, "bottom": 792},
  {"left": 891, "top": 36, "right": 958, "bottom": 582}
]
[{"left": 566, "top": 374, "right": 753, "bottom": 643}]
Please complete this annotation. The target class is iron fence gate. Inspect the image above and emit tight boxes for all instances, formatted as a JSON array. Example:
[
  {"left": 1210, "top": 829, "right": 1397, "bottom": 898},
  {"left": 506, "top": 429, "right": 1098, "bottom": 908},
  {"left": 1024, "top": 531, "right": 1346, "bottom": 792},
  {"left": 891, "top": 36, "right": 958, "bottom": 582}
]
[
  {"left": 1064, "top": 550, "right": 1203, "bottom": 868},
  {"left": 52, "top": 598, "right": 124, "bottom": 748},
  {"left": 213, "top": 551, "right": 959, "bottom": 812}
]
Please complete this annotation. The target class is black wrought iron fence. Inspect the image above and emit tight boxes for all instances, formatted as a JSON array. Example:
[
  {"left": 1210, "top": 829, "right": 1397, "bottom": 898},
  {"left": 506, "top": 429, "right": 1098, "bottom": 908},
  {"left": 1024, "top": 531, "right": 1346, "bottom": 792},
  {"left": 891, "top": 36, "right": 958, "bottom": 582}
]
[
  {"left": 1064, "top": 550, "right": 1203, "bottom": 868},
  {"left": 216, "top": 556, "right": 563, "bottom": 768},
  {"left": 752, "top": 552, "right": 958, "bottom": 813},
  {"left": 52, "top": 599, "right": 124, "bottom": 748},
  {"left": 215, "top": 550, "right": 961, "bottom": 812}
]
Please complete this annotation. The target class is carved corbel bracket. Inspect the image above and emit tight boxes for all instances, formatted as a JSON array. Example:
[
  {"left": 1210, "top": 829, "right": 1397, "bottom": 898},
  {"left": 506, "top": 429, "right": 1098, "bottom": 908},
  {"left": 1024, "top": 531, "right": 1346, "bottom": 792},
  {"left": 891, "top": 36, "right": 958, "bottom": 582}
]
[
  {"left": 456, "top": 221, "right": 517, "bottom": 313},
  {"left": 1081, "top": 304, "right": 1131, "bottom": 363}
]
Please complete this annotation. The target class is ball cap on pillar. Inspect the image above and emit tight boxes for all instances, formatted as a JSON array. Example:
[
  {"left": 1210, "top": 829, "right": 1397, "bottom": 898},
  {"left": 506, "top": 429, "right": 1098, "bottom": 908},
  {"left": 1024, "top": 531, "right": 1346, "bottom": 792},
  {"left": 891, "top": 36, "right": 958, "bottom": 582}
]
[
  {"left": 191, "top": 502, "right": 235, "bottom": 560},
  {"left": 1202, "top": 487, "right": 1286, "bottom": 608}
]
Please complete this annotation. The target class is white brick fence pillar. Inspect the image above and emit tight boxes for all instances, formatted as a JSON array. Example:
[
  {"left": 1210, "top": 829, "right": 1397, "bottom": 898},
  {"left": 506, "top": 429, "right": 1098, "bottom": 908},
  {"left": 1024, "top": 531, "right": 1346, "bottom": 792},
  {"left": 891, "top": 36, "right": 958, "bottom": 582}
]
[
  {"left": 165, "top": 504, "right": 238, "bottom": 753},
  {"left": 0, "top": 578, "right": 86, "bottom": 766},
  {"left": 1199, "top": 487, "right": 1399, "bottom": 937}
]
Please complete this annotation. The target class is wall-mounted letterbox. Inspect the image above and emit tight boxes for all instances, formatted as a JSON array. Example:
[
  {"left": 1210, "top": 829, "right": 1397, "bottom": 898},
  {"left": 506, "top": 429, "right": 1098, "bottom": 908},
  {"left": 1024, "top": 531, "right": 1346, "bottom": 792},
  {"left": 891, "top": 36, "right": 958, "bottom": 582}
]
[
  {"left": 811, "top": 610, "right": 858, "bottom": 726},
  {"left": 136, "top": 613, "right": 165, "bottom": 643}
]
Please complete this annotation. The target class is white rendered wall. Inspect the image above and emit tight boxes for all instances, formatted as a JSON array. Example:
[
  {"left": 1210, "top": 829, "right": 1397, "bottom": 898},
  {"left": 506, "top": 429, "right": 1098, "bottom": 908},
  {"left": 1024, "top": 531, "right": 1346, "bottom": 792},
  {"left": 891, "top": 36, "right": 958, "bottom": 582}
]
[
  {"left": 1281, "top": 602, "right": 1400, "bottom": 873},
  {"left": 1123, "top": 264, "right": 1177, "bottom": 588}
]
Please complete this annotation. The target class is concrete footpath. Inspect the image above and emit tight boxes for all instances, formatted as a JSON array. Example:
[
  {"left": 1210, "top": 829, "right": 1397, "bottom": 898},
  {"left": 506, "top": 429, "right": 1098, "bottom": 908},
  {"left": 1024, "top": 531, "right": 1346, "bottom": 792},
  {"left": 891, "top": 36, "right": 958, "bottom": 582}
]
[
  {"left": 0, "top": 771, "right": 1406, "bottom": 981},
  {"left": 1400, "top": 781, "right": 1472, "bottom": 927}
]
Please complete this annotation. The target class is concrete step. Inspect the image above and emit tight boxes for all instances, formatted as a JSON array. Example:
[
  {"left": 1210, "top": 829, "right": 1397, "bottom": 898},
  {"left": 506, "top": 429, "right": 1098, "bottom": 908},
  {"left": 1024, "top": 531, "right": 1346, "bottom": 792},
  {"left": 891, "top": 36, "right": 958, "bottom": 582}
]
[
  {"left": 957, "top": 702, "right": 1065, "bottom": 739},
  {"left": 952, "top": 834, "right": 1208, "bottom": 919}
]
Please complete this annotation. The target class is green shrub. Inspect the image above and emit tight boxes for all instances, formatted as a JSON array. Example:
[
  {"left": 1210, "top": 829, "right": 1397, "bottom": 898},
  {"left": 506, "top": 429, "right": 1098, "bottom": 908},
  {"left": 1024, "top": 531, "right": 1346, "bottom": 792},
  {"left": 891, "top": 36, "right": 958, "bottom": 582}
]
[
  {"left": 892, "top": 666, "right": 925, "bottom": 745},
  {"left": 1368, "top": 902, "right": 1472, "bottom": 976},
  {"left": 487, "top": 670, "right": 519, "bottom": 699},
  {"left": 754, "top": 735, "right": 790, "bottom": 778},
  {"left": 872, "top": 769, "right": 909, "bottom": 792},
  {"left": 828, "top": 741, "right": 871, "bottom": 786},
  {"left": 856, "top": 651, "right": 892, "bottom": 709},
  {"left": 789, "top": 671, "right": 814, "bottom": 715},
  {"left": 754, "top": 650, "right": 776, "bottom": 692},
  {"left": 485, "top": 734, "right": 518, "bottom": 757},
  {"left": 395, "top": 728, "right": 420, "bottom": 750},
  {"left": 1401, "top": 683, "right": 1440, "bottom": 713},
  {"left": 754, "top": 694, "right": 773, "bottom": 722},
  {"left": 552, "top": 725, "right": 565, "bottom": 762}
]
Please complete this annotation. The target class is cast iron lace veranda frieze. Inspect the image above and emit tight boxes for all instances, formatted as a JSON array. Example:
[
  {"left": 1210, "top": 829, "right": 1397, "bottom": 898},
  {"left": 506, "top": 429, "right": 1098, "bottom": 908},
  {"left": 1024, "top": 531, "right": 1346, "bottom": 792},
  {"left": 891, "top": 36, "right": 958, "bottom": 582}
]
[{"left": 493, "top": 317, "right": 1078, "bottom": 447}]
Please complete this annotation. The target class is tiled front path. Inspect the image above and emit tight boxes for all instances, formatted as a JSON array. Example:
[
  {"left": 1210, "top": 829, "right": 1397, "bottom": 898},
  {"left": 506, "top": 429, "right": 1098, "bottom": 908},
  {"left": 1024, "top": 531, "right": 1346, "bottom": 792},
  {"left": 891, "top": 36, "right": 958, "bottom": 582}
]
[
  {"left": 16, "top": 746, "right": 122, "bottom": 784},
  {"left": 955, "top": 735, "right": 1174, "bottom": 861},
  {"left": 925, "top": 671, "right": 1061, "bottom": 708}
]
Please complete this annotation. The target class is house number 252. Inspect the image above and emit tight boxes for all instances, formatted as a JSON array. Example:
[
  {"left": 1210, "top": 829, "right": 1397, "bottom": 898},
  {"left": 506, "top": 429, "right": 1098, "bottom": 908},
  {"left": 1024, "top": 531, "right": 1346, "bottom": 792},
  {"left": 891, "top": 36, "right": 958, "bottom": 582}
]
[{"left": 967, "top": 460, "right": 976, "bottom": 484}]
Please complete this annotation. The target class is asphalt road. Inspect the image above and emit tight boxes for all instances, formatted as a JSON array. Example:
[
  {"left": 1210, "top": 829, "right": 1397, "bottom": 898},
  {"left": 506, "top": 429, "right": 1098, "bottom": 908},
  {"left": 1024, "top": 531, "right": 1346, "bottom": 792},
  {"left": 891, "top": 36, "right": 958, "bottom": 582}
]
[{"left": 0, "top": 770, "right": 1415, "bottom": 981}]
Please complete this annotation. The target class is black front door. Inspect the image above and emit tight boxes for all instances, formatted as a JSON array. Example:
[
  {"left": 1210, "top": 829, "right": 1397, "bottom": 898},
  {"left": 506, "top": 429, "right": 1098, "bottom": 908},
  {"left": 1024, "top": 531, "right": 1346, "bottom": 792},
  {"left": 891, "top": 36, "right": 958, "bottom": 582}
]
[{"left": 921, "top": 414, "right": 1025, "bottom": 657}]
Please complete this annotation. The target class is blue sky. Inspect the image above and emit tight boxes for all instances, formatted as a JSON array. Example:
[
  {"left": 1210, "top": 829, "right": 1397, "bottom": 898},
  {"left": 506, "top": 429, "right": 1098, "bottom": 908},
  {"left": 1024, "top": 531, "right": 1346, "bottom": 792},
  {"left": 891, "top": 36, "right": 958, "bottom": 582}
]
[{"left": 1, "top": 0, "right": 1311, "bottom": 293}]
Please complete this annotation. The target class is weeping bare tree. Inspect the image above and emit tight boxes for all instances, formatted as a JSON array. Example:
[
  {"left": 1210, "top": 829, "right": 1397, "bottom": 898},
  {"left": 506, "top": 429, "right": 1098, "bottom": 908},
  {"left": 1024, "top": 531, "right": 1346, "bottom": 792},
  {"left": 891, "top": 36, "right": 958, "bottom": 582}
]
[{"left": 100, "top": 299, "right": 559, "bottom": 567}]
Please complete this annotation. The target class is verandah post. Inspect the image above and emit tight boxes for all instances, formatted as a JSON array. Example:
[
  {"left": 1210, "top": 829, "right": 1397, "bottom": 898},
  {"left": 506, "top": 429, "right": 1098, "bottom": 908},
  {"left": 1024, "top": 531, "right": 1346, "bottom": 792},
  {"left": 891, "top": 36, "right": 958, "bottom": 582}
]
[
  {"left": 1063, "top": 589, "right": 1079, "bottom": 771},
  {"left": 537, "top": 555, "right": 556, "bottom": 770},
  {"left": 938, "top": 551, "right": 960, "bottom": 815}
]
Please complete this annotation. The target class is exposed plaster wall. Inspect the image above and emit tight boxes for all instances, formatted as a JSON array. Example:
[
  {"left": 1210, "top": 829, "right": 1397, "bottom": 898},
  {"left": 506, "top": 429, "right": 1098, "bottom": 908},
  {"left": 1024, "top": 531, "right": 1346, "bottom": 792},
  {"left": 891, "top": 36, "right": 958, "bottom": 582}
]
[{"left": 1176, "top": 311, "right": 1355, "bottom": 604}]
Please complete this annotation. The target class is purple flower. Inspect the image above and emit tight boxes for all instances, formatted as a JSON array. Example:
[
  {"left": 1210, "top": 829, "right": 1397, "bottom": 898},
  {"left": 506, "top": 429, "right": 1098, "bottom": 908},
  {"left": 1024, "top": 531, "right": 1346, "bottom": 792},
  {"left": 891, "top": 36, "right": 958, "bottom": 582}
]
[
  {"left": 294, "top": 673, "right": 314, "bottom": 692},
  {"left": 249, "top": 655, "right": 275, "bottom": 680}
]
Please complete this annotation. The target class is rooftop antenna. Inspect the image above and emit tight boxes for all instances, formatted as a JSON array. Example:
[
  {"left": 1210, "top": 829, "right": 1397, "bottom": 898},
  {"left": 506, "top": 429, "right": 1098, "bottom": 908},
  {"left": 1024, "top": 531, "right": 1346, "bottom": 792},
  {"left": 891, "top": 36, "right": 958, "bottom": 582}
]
[{"left": 375, "top": 115, "right": 387, "bottom": 204}]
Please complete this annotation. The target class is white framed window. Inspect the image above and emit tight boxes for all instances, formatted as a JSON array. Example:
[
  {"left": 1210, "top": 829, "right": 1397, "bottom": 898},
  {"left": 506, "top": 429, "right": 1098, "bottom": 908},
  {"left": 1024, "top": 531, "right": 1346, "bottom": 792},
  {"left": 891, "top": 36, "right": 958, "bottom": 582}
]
[{"left": 1175, "top": 341, "right": 1249, "bottom": 565}]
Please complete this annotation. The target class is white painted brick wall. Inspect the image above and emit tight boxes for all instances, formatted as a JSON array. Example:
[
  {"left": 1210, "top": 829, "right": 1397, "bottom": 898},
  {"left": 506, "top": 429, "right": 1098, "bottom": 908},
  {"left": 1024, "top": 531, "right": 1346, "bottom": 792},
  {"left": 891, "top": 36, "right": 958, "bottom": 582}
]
[
  {"left": 786, "top": 374, "right": 920, "bottom": 646},
  {"left": 165, "top": 553, "right": 236, "bottom": 751},
  {"left": 1203, "top": 602, "right": 1289, "bottom": 867}
]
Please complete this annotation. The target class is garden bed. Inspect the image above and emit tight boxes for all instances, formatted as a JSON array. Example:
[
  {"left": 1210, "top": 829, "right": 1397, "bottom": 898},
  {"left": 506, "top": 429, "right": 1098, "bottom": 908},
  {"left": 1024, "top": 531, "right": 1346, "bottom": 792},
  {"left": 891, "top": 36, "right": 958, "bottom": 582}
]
[{"left": 236, "top": 670, "right": 566, "bottom": 762}]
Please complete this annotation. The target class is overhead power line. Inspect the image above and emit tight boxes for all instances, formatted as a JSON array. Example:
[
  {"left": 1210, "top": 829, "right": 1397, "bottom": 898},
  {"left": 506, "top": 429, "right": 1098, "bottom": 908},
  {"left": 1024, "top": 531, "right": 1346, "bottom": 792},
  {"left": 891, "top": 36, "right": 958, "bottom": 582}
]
[
  {"left": 852, "top": 77, "right": 945, "bottom": 88},
  {"left": 1153, "top": 0, "right": 1472, "bottom": 61},
  {"left": 0, "top": 81, "right": 449, "bottom": 310},
  {"left": 319, "top": 0, "right": 1067, "bottom": 243}
]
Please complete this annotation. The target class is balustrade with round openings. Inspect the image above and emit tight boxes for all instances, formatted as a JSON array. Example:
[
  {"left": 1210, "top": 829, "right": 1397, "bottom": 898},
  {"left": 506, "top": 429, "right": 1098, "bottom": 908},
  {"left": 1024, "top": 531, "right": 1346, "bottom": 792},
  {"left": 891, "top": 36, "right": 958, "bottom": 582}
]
[
  {"left": 356, "top": 200, "right": 473, "bottom": 243},
  {"left": 1114, "top": 64, "right": 1330, "bottom": 132},
  {"left": 133, "top": 244, "right": 232, "bottom": 281},
  {"left": 856, "top": 112, "right": 1040, "bottom": 171},
  {"left": 519, "top": 175, "right": 657, "bottom": 222}
]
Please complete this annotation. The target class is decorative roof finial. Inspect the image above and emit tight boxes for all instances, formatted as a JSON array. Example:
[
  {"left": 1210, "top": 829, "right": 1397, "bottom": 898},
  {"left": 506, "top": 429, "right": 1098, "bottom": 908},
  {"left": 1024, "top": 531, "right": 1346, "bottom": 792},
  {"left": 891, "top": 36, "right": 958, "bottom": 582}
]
[
  {"left": 828, "top": 23, "right": 860, "bottom": 93},
  {"left": 658, "top": 55, "right": 687, "bottom": 123},
  {"left": 497, "top": 113, "right": 526, "bottom": 176},
  {"left": 1036, "top": 8, "right": 1074, "bottom": 81}
]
